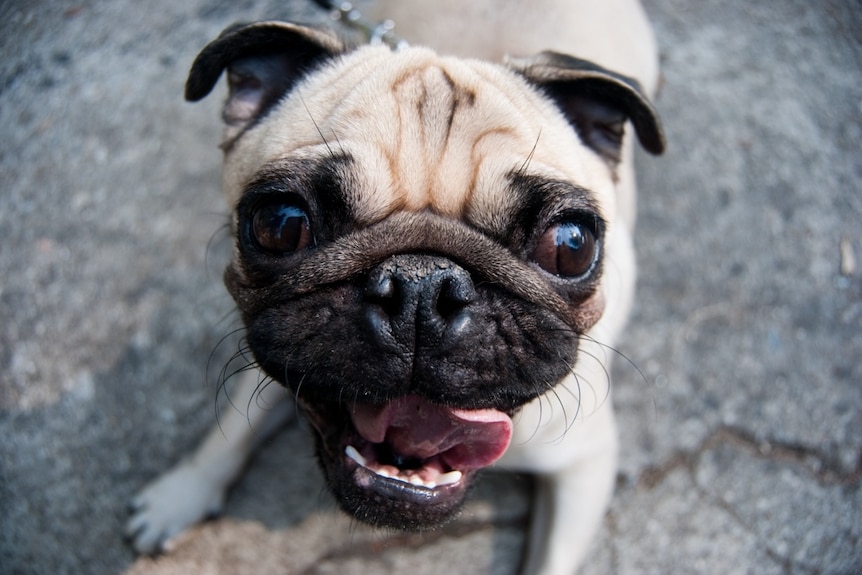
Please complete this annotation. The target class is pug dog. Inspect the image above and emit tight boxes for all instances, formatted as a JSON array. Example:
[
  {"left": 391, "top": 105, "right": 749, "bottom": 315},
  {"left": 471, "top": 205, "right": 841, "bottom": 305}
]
[{"left": 126, "top": 1, "right": 664, "bottom": 573}]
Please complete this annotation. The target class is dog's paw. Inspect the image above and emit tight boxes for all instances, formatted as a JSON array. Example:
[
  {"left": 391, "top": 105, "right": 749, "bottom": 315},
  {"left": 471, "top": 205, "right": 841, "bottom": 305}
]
[{"left": 125, "top": 460, "right": 226, "bottom": 555}]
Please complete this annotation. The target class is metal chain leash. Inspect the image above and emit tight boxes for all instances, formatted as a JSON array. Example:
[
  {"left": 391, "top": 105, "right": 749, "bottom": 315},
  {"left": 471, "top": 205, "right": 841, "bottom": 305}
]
[{"left": 310, "top": 0, "right": 407, "bottom": 49}]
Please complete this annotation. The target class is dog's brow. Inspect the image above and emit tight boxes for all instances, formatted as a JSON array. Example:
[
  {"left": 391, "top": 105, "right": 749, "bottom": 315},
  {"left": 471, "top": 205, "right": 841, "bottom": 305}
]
[
  {"left": 473, "top": 172, "right": 600, "bottom": 245},
  {"left": 246, "top": 155, "right": 356, "bottom": 234},
  {"left": 511, "top": 173, "right": 598, "bottom": 207}
]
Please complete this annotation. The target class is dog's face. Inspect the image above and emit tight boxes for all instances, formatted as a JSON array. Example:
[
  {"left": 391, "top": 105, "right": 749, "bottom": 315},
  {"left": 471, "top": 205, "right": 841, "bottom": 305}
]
[{"left": 188, "top": 22, "right": 663, "bottom": 530}]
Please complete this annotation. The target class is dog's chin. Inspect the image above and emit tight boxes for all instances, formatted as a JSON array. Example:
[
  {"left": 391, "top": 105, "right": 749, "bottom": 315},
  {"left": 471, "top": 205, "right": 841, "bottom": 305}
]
[
  {"left": 323, "top": 449, "right": 477, "bottom": 530},
  {"left": 299, "top": 394, "right": 513, "bottom": 530}
]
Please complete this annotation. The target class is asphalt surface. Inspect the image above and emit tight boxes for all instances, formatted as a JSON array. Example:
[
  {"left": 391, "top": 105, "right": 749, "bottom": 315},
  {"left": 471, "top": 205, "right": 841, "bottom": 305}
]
[{"left": 1, "top": 1, "right": 860, "bottom": 574}]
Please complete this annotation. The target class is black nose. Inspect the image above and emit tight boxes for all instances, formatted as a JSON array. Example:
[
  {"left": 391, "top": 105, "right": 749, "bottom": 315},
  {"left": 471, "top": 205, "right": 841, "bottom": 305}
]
[{"left": 364, "top": 255, "right": 476, "bottom": 352}]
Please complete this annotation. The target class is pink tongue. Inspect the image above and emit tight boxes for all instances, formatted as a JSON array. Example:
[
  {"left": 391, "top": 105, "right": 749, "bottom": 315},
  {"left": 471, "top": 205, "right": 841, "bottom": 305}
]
[{"left": 351, "top": 395, "right": 512, "bottom": 470}]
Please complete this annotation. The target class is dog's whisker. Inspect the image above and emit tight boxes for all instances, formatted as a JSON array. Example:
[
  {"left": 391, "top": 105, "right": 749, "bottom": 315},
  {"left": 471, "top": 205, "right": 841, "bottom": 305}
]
[
  {"left": 291, "top": 371, "right": 309, "bottom": 420},
  {"left": 516, "top": 129, "right": 542, "bottom": 176},
  {"left": 348, "top": 387, "right": 361, "bottom": 417},
  {"left": 213, "top": 356, "right": 244, "bottom": 431},
  {"left": 206, "top": 326, "right": 248, "bottom": 379},
  {"left": 552, "top": 359, "right": 584, "bottom": 441},
  {"left": 347, "top": 512, "right": 364, "bottom": 541},
  {"left": 546, "top": 327, "right": 650, "bottom": 396},
  {"left": 573, "top": 347, "right": 612, "bottom": 409},
  {"left": 544, "top": 386, "right": 572, "bottom": 445},
  {"left": 213, "top": 307, "right": 245, "bottom": 332},
  {"left": 216, "top": 347, "right": 251, "bottom": 389},
  {"left": 580, "top": 332, "right": 651, "bottom": 389},
  {"left": 281, "top": 363, "right": 306, "bottom": 423},
  {"left": 517, "top": 380, "right": 548, "bottom": 445},
  {"left": 245, "top": 375, "right": 267, "bottom": 424},
  {"left": 541, "top": 377, "right": 559, "bottom": 422},
  {"left": 209, "top": 335, "right": 252, "bottom": 417},
  {"left": 212, "top": 336, "right": 264, "bottom": 429},
  {"left": 249, "top": 373, "right": 277, "bottom": 413},
  {"left": 331, "top": 127, "right": 346, "bottom": 157},
  {"left": 557, "top": 369, "right": 583, "bottom": 423},
  {"left": 542, "top": 350, "right": 592, "bottom": 442},
  {"left": 299, "top": 91, "right": 335, "bottom": 158},
  {"left": 568, "top": 372, "right": 584, "bottom": 423},
  {"left": 341, "top": 386, "right": 350, "bottom": 408},
  {"left": 204, "top": 220, "right": 232, "bottom": 280}
]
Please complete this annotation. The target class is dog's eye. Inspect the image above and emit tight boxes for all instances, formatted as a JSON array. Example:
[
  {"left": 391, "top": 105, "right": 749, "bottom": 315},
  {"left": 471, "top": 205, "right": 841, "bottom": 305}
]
[
  {"left": 251, "top": 203, "right": 314, "bottom": 254},
  {"left": 532, "top": 221, "right": 597, "bottom": 278}
]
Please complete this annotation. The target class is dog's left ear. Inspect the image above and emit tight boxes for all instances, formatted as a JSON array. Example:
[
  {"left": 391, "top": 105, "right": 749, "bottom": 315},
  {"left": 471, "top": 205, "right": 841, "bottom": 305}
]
[
  {"left": 185, "top": 21, "right": 345, "bottom": 131},
  {"left": 509, "top": 52, "right": 665, "bottom": 166}
]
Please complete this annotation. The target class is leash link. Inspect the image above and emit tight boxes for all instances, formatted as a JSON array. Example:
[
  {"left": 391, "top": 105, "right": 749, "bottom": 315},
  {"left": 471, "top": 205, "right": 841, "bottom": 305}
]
[{"left": 311, "top": 0, "right": 407, "bottom": 50}]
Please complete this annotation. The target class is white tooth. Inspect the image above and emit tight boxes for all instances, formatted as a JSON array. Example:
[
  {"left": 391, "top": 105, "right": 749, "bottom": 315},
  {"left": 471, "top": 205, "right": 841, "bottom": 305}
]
[
  {"left": 345, "top": 445, "right": 367, "bottom": 467},
  {"left": 437, "top": 470, "right": 462, "bottom": 486},
  {"left": 409, "top": 476, "right": 424, "bottom": 486},
  {"left": 376, "top": 468, "right": 391, "bottom": 478}
]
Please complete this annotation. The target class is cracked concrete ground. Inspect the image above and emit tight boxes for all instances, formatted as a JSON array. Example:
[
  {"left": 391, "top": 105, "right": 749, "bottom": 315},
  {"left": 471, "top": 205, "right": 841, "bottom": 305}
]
[{"left": 1, "top": 0, "right": 860, "bottom": 573}]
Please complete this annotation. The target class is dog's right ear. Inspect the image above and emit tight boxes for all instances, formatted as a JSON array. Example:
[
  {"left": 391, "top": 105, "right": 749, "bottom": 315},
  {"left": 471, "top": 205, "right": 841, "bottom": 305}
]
[
  {"left": 185, "top": 21, "right": 344, "bottom": 129},
  {"left": 508, "top": 51, "right": 665, "bottom": 167}
]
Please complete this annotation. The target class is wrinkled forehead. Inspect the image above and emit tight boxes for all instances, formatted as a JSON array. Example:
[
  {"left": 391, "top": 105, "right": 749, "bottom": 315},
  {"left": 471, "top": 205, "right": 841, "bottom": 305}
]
[{"left": 223, "top": 45, "right": 613, "bottom": 222}]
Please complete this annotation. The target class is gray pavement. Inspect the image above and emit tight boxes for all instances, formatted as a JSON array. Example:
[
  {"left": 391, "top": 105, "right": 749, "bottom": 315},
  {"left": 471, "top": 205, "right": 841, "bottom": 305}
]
[{"left": 1, "top": 1, "right": 860, "bottom": 574}]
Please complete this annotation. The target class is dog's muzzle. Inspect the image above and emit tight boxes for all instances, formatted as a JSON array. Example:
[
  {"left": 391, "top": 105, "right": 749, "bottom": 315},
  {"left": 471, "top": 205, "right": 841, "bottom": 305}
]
[{"left": 297, "top": 255, "right": 515, "bottom": 529}]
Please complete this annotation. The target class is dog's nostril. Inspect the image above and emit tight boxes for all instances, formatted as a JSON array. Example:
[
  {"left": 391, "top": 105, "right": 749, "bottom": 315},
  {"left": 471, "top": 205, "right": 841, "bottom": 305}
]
[
  {"left": 435, "top": 276, "right": 475, "bottom": 320},
  {"left": 366, "top": 273, "right": 401, "bottom": 317}
]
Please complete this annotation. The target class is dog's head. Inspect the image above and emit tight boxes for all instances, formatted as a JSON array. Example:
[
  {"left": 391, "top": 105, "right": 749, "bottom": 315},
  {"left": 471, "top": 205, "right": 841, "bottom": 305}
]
[{"left": 187, "top": 22, "right": 663, "bottom": 530}]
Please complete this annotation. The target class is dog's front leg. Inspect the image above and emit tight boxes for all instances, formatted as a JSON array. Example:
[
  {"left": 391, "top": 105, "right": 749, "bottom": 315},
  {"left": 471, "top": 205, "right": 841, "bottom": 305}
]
[
  {"left": 126, "top": 370, "right": 292, "bottom": 554},
  {"left": 518, "top": 411, "right": 618, "bottom": 575}
]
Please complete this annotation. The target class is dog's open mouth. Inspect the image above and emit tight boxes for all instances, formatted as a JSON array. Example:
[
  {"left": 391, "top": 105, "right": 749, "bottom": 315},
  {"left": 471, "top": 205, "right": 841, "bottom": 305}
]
[
  {"left": 303, "top": 394, "right": 513, "bottom": 529},
  {"left": 348, "top": 395, "right": 513, "bottom": 487}
]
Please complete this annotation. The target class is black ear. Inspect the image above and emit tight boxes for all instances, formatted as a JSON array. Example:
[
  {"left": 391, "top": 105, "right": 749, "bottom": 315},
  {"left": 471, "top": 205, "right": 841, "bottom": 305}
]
[
  {"left": 509, "top": 52, "right": 665, "bottom": 166},
  {"left": 185, "top": 21, "right": 345, "bottom": 129}
]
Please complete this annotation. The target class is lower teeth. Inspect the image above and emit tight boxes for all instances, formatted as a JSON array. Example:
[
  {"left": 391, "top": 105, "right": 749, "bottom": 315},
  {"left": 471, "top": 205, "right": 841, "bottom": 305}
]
[{"left": 345, "top": 445, "right": 462, "bottom": 488}]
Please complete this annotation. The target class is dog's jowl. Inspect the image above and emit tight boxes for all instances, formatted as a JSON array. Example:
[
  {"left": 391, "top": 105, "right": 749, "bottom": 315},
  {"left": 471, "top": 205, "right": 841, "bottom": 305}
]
[{"left": 127, "top": 1, "right": 664, "bottom": 573}]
